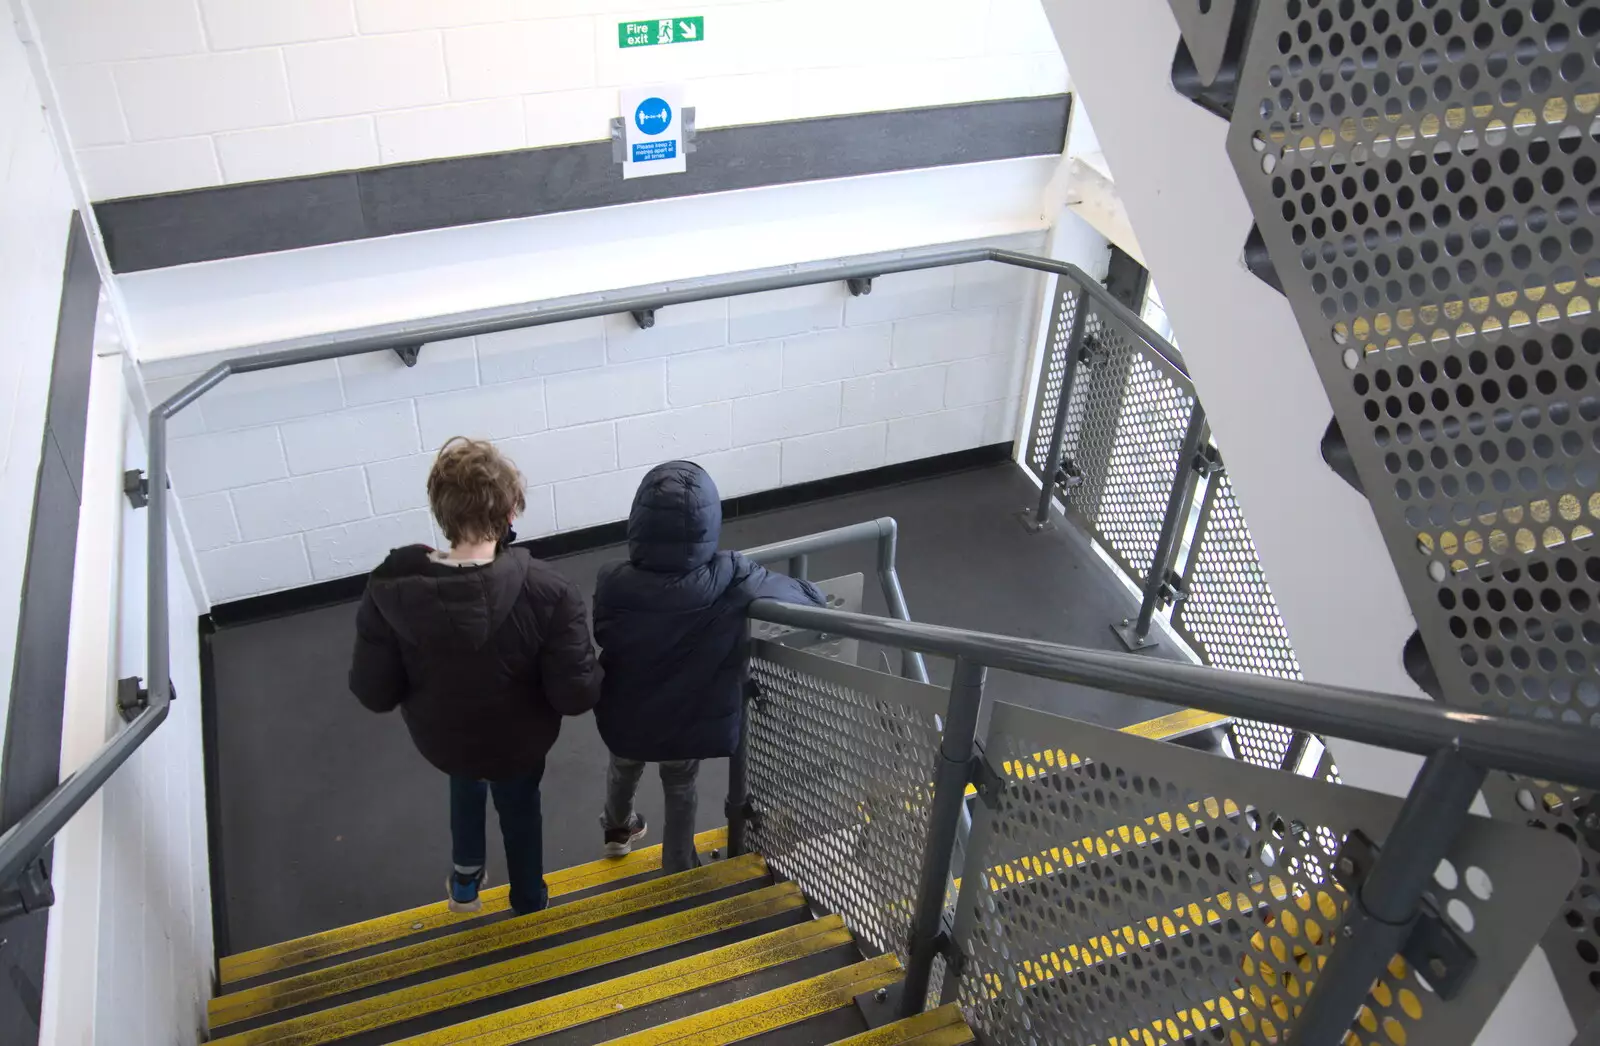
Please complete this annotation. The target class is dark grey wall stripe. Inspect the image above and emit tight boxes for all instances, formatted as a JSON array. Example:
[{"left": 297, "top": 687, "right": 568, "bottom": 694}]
[
  {"left": 97, "top": 94, "right": 1071, "bottom": 273},
  {"left": 0, "top": 214, "right": 100, "bottom": 1045}
]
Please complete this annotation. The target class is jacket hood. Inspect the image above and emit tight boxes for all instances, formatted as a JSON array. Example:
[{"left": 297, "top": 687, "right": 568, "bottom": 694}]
[
  {"left": 368, "top": 545, "right": 527, "bottom": 650},
  {"left": 627, "top": 461, "right": 721, "bottom": 572}
]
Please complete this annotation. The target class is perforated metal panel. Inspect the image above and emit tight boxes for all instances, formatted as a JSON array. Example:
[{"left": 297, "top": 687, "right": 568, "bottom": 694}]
[
  {"left": 1174, "top": 470, "right": 1305, "bottom": 681},
  {"left": 1229, "top": 718, "right": 1300, "bottom": 769},
  {"left": 948, "top": 701, "right": 1579, "bottom": 1046},
  {"left": 1230, "top": 0, "right": 1600, "bottom": 726},
  {"left": 1027, "top": 290, "right": 1201, "bottom": 582},
  {"left": 746, "top": 639, "right": 949, "bottom": 960},
  {"left": 1482, "top": 770, "right": 1600, "bottom": 1008},
  {"left": 1026, "top": 278, "right": 1085, "bottom": 478},
  {"left": 1222, "top": 0, "right": 1600, "bottom": 1016}
]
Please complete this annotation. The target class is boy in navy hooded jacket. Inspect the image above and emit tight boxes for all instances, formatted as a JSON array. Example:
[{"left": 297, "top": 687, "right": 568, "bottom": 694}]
[{"left": 592, "top": 461, "right": 824, "bottom": 871}]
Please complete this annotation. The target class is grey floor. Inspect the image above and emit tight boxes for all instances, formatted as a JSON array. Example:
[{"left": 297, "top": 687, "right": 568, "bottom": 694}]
[{"left": 207, "top": 462, "right": 1181, "bottom": 953}]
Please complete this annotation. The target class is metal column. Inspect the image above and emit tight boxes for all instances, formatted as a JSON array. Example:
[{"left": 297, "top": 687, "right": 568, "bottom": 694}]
[
  {"left": 1287, "top": 747, "right": 1486, "bottom": 1045},
  {"left": 898, "top": 657, "right": 987, "bottom": 1018}
]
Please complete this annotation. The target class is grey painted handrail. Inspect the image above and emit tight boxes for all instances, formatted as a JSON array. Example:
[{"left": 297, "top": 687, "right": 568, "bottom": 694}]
[
  {"left": 0, "top": 245, "right": 1215, "bottom": 916},
  {"left": 739, "top": 517, "right": 929, "bottom": 684},
  {"left": 746, "top": 599, "right": 1600, "bottom": 790}
]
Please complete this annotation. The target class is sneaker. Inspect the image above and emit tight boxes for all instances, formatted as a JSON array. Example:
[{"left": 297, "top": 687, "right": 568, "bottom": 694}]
[
  {"left": 603, "top": 813, "right": 648, "bottom": 856},
  {"left": 447, "top": 869, "right": 485, "bottom": 913}
]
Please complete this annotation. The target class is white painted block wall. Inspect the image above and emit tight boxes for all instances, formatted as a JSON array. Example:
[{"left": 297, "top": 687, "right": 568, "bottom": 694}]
[
  {"left": 33, "top": 0, "right": 1066, "bottom": 200},
  {"left": 147, "top": 234, "right": 1081, "bottom": 602},
  {"left": 0, "top": 6, "right": 78, "bottom": 773}
]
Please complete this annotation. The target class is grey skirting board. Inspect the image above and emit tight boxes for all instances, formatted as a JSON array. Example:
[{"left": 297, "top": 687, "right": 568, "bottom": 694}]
[{"left": 96, "top": 94, "right": 1071, "bottom": 273}]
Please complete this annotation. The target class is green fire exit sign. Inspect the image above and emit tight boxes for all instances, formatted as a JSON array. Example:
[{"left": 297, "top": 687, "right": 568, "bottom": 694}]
[{"left": 618, "top": 16, "right": 704, "bottom": 47}]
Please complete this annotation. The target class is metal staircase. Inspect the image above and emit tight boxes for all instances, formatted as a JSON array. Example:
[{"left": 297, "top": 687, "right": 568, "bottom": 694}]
[
  {"left": 0, "top": 215, "right": 1592, "bottom": 1043},
  {"left": 199, "top": 694, "right": 1242, "bottom": 1046},
  {"left": 1156, "top": 0, "right": 1600, "bottom": 1033}
]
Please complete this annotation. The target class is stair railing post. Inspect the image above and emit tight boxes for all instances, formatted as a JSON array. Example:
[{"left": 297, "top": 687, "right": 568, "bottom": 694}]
[
  {"left": 899, "top": 656, "right": 987, "bottom": 1018},
  {"left": 1114, "top": 402, "right": 1209, "bottom": 651},
  {"left": 1029, "top": 280, "right": 1091, "bottom": 529},
  {"left": 726, "top": 690, "right": 753, "bottom": 859},
  {"left": 1286, "top": 747, "right": 1486, "bottom": 1045}
]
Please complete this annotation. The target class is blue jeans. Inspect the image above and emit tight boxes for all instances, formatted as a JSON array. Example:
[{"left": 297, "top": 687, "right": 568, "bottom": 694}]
[{"left": 450, "top": 771, "right": 547, "bottom": 914}]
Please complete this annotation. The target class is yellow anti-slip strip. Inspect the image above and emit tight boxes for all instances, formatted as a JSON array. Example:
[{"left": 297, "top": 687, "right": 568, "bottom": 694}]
[
  {"left": 210, "top": 879, "right": 803, "bottom": 1046},
  {"left": 386, "top": 914, "right": 855, "bottom": 1046},
  {"left": 220, "top": 826, "right": 729, "bottom": 985},
  {"left": 591, "top": 953, "right": 903, "bottom": 1045},
  {"left": 827, "top": 1005, "right": 976, "bottom": 1046},
  {"left": 209, "top": 852, "right": 769, "bottom": 1028}
]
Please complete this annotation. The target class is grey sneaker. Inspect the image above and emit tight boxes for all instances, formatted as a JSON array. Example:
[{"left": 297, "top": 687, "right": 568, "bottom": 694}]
[{"left": 603, "top": 813, "right": 648, "bottom": 856}]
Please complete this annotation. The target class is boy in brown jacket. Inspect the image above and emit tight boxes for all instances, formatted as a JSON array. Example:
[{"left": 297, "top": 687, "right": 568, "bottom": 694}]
[{"left": 349, "top": 437, "right": 601, "bottom": 914}]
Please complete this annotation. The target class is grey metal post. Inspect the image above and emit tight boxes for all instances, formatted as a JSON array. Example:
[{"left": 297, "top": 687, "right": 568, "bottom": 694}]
[
  {"left": 1287, "top": 747, "right": 1486, "bottom": 1046},
  {"left": 898, "top": 656, "right": 987, "bottom": 1018},
  {"left": 788, "top": 554, "right": 809, "bottom": 580},
  {"left": 146, "top": 408, "right": 172, "bottom": 714},
  {"left": 725, "top": 701, "right": 751, "bottom": 859},
  {"left": 874, "top": 520, "right": 929, "bottom": 684},
  {"left": 1029, "top": 281, "right": 1090, "bottom": 529},
  {"left": 1114, "top": 404, "right": 1208, "bottom": 652}
]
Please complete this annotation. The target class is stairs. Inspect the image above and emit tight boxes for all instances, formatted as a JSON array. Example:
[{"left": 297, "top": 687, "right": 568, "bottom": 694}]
[{"left": 206, "top": 828, "right": 973, "bottom": 1046}]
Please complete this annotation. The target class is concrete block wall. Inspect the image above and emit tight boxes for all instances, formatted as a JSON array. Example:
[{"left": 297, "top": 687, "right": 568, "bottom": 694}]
[
  {"left": 35, "top": 0, "right": 1067, "bottom": 201},
  {"left": 148, "top": 235, "right": 1061, "bottom": 602}
]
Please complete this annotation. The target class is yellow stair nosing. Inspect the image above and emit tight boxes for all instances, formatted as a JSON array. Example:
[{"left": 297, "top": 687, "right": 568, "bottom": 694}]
[
  {"left": 826, "top": 1005, "right": 973, "bottom": 1046},
  {"left": 383, "top": 914, "right": 854, "bottom": 1046},
  {"left": 208, "top": 880, "right": 805, "bottom": 1046},
  {"left": 588, "top": 953, "right": 904, "bottom": 1046},
  {"left": 219, "top": 826, "right": 730, "bottom": 985},
  {"left": 208, "top": 852, "right": 770, "bottom": 1028}
]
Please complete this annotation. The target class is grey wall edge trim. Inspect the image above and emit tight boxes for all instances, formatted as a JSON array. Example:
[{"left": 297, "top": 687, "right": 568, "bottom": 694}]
[
  {"left": 0, "top": 213, "right": 100, "bottom": 1044},
  {"left": 96, "top": 94, "right": 1071, "bottom": 274}
]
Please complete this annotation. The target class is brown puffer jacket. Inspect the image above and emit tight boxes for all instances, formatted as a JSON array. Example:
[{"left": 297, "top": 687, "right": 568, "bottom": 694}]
[{"left": 348, "top": 545, "right": 601, "bottom": 780}]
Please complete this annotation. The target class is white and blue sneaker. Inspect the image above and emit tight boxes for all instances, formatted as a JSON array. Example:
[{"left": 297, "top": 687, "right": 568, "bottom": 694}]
[{"left": 447, "top": 868, "right": 486, "bottom": 913}]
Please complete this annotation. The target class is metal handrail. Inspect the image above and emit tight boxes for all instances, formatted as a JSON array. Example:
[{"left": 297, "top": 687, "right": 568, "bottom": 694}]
[
  {"left": 746, "top": 599, "right": 1600, "bottom": 789},
  {"left": 0, "top": 244, "right": 1258, "bottom": 922},
  {"left": 739, "top": 518, "right": 928, "bottom": 684},
  {"left": 741, "top": 598, "right": 1595, "bottom": 1030}
]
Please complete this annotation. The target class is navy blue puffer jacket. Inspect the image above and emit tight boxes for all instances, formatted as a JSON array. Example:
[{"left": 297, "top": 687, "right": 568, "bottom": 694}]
[{"left": 593, "top": 461, "right": 825, "bottom": 761}]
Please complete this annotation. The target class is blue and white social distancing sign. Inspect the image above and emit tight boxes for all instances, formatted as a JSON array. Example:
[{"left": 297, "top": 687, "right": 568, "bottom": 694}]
[{"left": 621, "top": 84, "right": 687, "bottom": 178}]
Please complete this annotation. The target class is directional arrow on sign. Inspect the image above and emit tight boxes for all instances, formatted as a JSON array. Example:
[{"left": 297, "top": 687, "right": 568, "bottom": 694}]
[{"left": 679, "top": 20, "right": 698, "bottom": 38}]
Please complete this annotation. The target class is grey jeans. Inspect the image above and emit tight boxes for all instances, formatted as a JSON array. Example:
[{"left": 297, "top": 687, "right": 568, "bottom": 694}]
[{"left": 603, "top": 755, "right": 701, "bottom": 873}]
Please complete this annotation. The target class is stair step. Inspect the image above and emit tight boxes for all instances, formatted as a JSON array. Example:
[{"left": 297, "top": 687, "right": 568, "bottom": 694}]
[
  {"left": 220, "top": 828, "right": 729, "bottom": 985},
  {"left": 588, "top": 954, "right": 902, "bottom": 1045},
  {"left": 209, "top": 854, "right": 770, "bottom": 1029},
  {"left": 379, "top": 914, "right": 855, "bottom": 1046},
  {"left": 210, "top": 879, "right": 802, "bottom": 1046},
  {"left": 827, "top": 1005, "right": 974, "bottom": 1046}
]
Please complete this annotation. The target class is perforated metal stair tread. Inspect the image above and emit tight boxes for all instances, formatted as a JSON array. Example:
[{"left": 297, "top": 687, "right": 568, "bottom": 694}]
[
  {"left": 219, "top": 828, "right": 729, "bottom": 985},
  {"left": 209, "top": 853, "right": 770, "bottom": 1028},
  {"left": 208, "top": 879, "right": 803, "bottom": 1046},
  {"left": 586, "top": 954, "right": 902, "bottom": 1046},
  {"left": 826, "top": 1005, "right": 974, "bottom": 1046},
  {"left": 375, "top": 914, "right": 856, "bottom": 1046}
]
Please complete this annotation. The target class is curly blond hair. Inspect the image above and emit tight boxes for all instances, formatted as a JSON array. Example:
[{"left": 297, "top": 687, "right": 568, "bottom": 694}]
[{"left": 427, "top": 437, "right": 526, "bottom": 545}]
